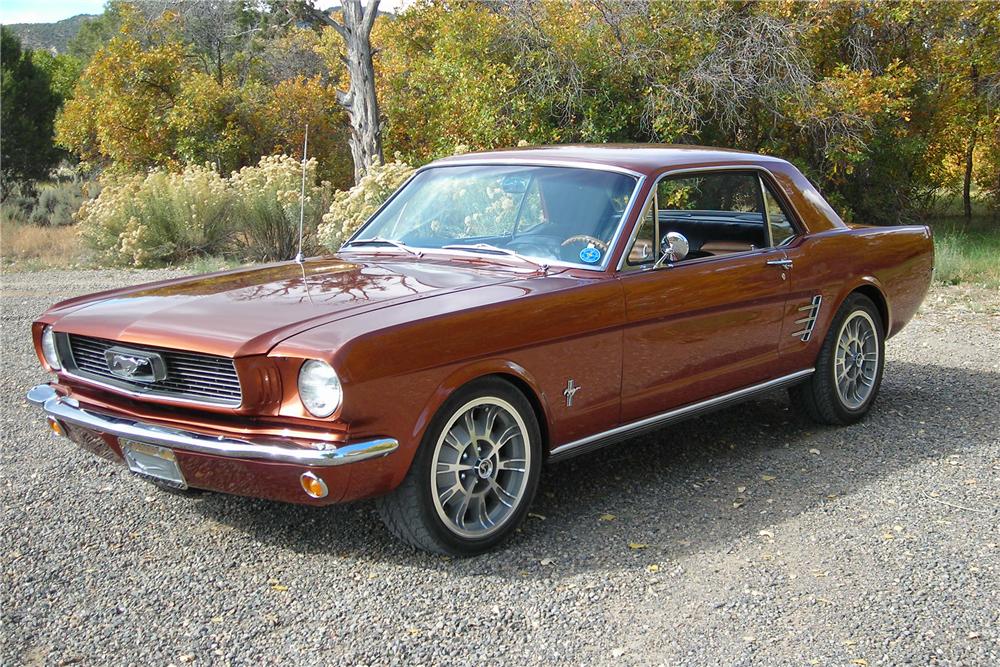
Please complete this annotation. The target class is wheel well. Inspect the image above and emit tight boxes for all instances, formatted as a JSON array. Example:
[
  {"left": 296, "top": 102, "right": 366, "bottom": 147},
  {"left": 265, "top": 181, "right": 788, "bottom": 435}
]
[
  {"left": 488, "top": 373, "right": 550, "bottom": 453},
  {"left": 851, "top": 284, "right": 889, "bottom": 332}
]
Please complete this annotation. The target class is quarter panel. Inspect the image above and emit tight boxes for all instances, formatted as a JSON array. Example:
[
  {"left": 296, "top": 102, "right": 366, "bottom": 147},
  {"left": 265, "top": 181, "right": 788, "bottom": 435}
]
[{"left": 779, "top": 225, "right": 933, "bottom": 372}]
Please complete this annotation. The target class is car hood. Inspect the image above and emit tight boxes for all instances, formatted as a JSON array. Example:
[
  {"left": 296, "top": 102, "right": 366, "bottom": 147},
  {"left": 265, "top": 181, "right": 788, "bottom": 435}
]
[{"left": 44, "top": 256, "right": 526, "bottom": 357}]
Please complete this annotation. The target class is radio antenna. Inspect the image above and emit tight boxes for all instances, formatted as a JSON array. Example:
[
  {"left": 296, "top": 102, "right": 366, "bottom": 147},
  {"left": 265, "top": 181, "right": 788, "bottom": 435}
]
[{"left": 294, "top": 123, "right": 309, "bottom": 264}]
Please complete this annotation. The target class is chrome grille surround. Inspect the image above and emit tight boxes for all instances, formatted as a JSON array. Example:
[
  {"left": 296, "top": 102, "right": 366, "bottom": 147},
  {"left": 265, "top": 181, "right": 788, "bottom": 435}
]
[{"left": 60, "top": 334, "right": 242, "bottom": 407}]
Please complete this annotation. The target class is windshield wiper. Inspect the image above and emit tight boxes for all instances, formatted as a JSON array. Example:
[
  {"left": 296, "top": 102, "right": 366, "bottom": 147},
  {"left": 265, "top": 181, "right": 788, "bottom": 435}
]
[
  {"left": 441, "top": 243, "right": 549, "bottom": 272},
  {"left": 343, "top": 237, "right": 422, "bottom": 257}
]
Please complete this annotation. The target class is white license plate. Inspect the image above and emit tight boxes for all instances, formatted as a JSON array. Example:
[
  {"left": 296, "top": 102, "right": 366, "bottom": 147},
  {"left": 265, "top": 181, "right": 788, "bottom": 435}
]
[{"left": 120, "top": 440, "right": 187, "bottom": 490}]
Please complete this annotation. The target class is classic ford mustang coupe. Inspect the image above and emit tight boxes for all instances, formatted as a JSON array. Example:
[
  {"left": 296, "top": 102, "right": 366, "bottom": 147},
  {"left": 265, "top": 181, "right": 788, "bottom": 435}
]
[{"left": 28, "top": 146, "right": 933, "bottom": 554}]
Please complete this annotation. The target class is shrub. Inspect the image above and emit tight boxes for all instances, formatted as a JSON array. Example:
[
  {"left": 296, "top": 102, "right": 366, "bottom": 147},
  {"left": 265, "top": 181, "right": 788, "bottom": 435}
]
[
  {"left": 29, "top": 180, "right": 86, "bottom": 226},
  {"left": 318, "top": 159, "right": 415, "bottom": 250},
  {"left": 0, "top": 180, "right": 34, "bottom": 225},
  {"left": 77, "top": 164, "right": 233, "bottom": 267},
  {"left": 230, "top": 155, "right": 331, "bottom": 261},
  {"left": 75, "top": 155, "right": 334, "bottom": 267}
]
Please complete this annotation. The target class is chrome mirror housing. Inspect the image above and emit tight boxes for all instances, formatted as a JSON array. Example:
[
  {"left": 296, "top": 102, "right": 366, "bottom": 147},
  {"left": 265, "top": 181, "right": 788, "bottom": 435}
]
[{"left": 654, "top": 231, "right": 689, "bottom": 268}]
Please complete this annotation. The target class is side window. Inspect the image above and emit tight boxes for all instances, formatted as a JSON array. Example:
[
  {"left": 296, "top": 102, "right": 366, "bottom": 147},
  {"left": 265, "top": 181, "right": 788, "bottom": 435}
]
[
  {"left": 625, "top": 199, "right": 656, "bottom": 268},
  {"left": 658, "top": 172, "right": 767, "bottom": 257},
  {"left": 761, "top": 181, "right": 796, "bottom": 246}
]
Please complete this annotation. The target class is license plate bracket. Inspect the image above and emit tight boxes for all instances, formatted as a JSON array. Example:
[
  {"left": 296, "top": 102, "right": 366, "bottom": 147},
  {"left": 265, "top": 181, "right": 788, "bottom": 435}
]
[{"left": 120, "top": 439, "right": 188, "bottom": 490}]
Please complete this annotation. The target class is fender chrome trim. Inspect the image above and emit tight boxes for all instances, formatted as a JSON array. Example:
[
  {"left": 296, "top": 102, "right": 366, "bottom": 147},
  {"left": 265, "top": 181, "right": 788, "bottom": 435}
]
[
  {"left": 548, "top": 369, "right": 815, "bottom": 462},
  {"left": 26, "top": 384, "right": 397, "bottom": 467}
]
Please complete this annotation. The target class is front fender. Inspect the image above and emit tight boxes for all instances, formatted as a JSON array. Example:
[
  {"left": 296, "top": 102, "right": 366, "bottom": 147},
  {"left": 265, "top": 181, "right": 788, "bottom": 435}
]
[{"left": 409, "top": 358, "right": 553, "bottom": 453}]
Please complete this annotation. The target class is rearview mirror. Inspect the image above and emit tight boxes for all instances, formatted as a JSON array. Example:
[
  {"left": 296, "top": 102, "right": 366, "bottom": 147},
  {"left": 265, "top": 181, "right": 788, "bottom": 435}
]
[
  {"left": 653, "top": 231, "right": 689, "bottom": 268},
  {"left": 500, "top": 175, "right": 529, "bottom": 194}
]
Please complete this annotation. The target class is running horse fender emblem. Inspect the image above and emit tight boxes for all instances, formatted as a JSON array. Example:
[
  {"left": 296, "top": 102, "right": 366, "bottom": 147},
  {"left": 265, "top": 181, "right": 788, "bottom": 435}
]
[{"left": 563, "top": 379, "right": 581, "bottom": 407}]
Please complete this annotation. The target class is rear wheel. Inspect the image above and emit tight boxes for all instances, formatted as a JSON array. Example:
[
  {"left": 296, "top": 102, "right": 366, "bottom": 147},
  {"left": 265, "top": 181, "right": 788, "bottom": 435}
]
[
  {"left": 790, "top": 293, "right": 885, "bottom": 425},
  {"left": 377, "top": 377, "right": 542, "bottom": 555}
]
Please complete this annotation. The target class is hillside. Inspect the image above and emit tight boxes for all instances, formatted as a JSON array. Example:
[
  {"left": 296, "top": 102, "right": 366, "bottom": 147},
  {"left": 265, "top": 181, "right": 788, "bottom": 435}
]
[{"left": 4, "top": 14, "right": 95, "bottom": 54}]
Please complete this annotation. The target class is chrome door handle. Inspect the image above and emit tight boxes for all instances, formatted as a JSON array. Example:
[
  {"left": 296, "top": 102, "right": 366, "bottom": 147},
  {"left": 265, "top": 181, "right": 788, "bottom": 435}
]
[{"left": 766, "top": 259, "right": 793, "bottom": 268}]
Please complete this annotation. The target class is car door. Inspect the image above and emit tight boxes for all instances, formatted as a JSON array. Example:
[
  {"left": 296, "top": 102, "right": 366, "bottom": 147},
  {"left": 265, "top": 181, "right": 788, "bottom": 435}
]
[{"left": 617, "top": 169, "right": 792, "bottom": 423}]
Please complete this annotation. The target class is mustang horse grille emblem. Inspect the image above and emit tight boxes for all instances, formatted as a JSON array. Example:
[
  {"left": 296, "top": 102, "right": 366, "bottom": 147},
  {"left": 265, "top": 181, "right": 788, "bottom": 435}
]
[{"left": 104, "top": 347, "right": 166, "bottom": 384}]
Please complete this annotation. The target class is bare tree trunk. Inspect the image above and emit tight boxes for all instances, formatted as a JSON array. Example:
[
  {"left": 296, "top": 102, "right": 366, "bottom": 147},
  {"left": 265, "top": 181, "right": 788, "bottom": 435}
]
[
  {"left": 963, "top": 64, "right": 981, "bottom": 222},
  {"left": 304, "top": 0, "right": 383, "bottom": 183},
  {"left": 963, "top": 130, "right": 976, "bottom": 221}
]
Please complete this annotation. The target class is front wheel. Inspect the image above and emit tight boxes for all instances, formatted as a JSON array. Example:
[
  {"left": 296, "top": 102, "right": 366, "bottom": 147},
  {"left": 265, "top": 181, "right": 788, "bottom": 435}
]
[
  {"left": 789, "top": 293, "right": 885, "bottom": 425},
  {"left": 377, "top": 377, "right": 542, "bottom": 555}
]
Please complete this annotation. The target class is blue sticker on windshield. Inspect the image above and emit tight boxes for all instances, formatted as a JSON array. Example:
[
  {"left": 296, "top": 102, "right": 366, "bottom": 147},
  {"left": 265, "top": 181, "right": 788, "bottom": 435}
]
[{"left": 579, "top": 246, "right": 601, "bottom": 264}]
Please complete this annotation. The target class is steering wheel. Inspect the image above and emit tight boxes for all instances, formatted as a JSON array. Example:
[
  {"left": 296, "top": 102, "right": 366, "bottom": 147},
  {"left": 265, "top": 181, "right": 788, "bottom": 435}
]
[{"left": 560, "top": 235, "right": 608, "bottom": 251}]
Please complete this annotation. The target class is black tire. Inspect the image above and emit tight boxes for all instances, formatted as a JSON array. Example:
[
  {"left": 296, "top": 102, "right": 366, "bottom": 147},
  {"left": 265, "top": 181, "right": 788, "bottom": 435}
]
[
  {"left": 789, "top": 293, "right": 886, "bottom": 425},
  {"left": 376, "top": 377, "right": 542, "bottom": 556}
]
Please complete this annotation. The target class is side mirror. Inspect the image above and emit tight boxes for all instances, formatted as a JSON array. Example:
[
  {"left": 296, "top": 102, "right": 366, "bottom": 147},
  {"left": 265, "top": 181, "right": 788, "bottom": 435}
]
[{"left": 653, "top": 231, "right": 689, "bottom": 268}]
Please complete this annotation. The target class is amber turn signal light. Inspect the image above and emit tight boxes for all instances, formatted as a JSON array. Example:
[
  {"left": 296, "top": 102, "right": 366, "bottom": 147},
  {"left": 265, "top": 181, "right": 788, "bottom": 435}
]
[
  {"left": 48, "top": 418, "right": 65, "bottom": 437},
  {"left": 300, "top": 471, "right": 328, "bottom": 499}
]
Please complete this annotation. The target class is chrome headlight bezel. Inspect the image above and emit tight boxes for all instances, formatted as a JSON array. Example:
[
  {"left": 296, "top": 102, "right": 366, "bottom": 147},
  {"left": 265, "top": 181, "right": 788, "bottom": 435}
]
[
  {"left": 297, "top": 359, "right": 342, "bottom": 418},
  {"left": 41, "top": 325, "right": 61, "bottom": 371}
]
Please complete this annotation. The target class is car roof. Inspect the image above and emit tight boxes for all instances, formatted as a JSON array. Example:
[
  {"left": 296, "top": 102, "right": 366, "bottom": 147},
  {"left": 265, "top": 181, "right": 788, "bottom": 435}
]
[{"left": 433, "top": 144, "right": 789, "bottom": 177}]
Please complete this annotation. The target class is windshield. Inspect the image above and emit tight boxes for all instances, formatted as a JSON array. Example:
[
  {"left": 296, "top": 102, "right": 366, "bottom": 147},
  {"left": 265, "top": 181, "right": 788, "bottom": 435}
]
[{"left": 347, "top": 165, "right": 639, "bottom": 268}]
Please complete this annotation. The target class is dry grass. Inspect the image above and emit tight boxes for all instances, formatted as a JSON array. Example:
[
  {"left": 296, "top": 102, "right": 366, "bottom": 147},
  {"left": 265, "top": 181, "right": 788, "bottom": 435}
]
[{"left": 1, "top": 220, "right": 86, "bottom": 270}]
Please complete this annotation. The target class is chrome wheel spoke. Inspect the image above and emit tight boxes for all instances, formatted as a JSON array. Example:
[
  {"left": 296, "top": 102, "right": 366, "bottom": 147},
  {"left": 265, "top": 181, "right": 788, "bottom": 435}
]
[
  {"left": 443, "top": 431, "right": 465, "bottom": 452},
  {"left": 437, "top": 461, "right": 475, "bottom": 475},
  {"left": 482, "top": 405, "right": 500, "bottom": 438},
  {"left": 452, "top": 492, "right": 473, "bottom": 528},
  {"left": 463, "top": 410, "right": 478, "bottom": 441},
  {"left": 438, "top": 482, "right": 464, "bottom": 506},
  {"left": 497, "top": 458, "right": 526, "bottom": 473},
  {"left": 495, "top": 424, "right": 520, "bottom": 449},
  {"left": 477, "top": 496, "right": 495, "bottom": 529},
  {"left": 488, "top": 478, "right": 515, "bottom": 506}
]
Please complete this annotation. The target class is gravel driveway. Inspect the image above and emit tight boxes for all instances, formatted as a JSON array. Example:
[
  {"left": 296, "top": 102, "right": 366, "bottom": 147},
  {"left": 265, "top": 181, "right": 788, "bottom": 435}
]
[{"left": 2, "top": 270, "right": 998, "bottom": 666}]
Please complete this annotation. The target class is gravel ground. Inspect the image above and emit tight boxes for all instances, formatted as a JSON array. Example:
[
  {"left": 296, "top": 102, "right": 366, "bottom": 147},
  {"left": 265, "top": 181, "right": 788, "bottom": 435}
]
[{"left": 2, "top": 269, "right": 998, "bottom": 667}]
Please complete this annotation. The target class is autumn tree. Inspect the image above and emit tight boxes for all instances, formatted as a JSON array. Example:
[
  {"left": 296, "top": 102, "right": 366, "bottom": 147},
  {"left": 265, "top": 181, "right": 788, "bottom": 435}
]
[
  {"left": 376, "top": 0, "right": 995, "bottom": 224},
  {"left": 290, "top": 0, "right": 383, "bottom": 183},
  {"left": 54, "top": 3, "right": 353, "bottom": 184}
]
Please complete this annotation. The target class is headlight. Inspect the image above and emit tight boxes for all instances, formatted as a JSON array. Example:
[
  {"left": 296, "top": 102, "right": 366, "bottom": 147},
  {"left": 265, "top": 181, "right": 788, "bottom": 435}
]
[
  {"left": 41, "top": 326, "right": 61, "bottom": 371},
  {"left": 297, "top": 359, "right": 342, "bottom": 417}
]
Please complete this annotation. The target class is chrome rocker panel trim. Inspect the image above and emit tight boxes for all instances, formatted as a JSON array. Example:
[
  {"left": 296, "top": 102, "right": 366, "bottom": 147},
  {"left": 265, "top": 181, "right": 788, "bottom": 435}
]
[
  {"left": 26, "top": 384, "right": 398, "bottom": 467},
  {"left": 548, "top": 369, "right": 815, "bottom": 462}
]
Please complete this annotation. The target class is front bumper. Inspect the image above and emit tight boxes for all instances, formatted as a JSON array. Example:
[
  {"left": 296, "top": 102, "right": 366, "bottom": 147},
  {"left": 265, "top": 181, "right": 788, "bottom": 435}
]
[{"left": 27, "top": 384, "right": 399, "bottom": 504}]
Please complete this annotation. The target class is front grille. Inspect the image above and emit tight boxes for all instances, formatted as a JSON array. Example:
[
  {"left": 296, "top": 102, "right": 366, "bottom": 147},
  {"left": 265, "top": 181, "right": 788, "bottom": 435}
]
[{"left": 64, "top": 334, "right": 242, "bottom": 406}]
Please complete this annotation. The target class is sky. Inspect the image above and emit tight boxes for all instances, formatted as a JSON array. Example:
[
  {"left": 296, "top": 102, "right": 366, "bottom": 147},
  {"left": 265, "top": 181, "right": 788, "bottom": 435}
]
[
  {"left": 0, "top": 0, "right": 411, "bottom": 25},
  {"left": 0, "top": 0, "right": 106, "bottom": 24}
]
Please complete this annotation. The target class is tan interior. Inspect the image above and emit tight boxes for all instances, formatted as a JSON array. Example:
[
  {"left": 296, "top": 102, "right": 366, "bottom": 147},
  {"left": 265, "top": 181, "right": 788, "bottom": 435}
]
[{"left": 700, "top": 240, "right": 753, "bottom": 254}]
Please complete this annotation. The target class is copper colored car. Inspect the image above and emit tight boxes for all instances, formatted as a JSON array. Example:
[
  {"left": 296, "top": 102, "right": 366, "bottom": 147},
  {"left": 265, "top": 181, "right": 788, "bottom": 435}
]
[{"left": 27, "top": 146, "right": 934, "bottom": 555}]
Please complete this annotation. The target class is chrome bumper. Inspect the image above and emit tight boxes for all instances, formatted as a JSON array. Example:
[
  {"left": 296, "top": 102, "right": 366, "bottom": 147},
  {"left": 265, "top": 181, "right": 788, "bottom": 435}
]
[{"left": 26, "top": 384, "right": 398, "bottom": 467}]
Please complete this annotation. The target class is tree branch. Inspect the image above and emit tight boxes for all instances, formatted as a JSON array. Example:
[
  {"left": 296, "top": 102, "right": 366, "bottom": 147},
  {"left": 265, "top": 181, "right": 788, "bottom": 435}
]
[
  {"left": 362, "top": 0, "right": 381, "bottom": 36},
  {"left": 294, "top": 2, "right": 350, "bottom": 40}
]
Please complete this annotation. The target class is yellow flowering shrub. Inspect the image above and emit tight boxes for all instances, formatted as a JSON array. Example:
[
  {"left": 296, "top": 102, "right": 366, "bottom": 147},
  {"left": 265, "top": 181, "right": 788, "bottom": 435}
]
[
  {"left": 76, "top": 156, "right": 333, "bottom": 266},
  {"left": 230, "top": 155, "right": 332, "bottom": 261},
  {"left": 318, "top": 159, "right": 415, "bottom": 250},
  {"left": 77, "top": 164, "right": 231, "bottom": 267}
]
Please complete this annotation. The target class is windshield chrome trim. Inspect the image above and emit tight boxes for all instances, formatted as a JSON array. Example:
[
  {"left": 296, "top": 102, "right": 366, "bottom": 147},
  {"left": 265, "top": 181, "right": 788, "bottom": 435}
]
[
  {"left": 341, "top": 161, "right": 647, "bottom": 273},
  {"left": 427, "top": 158, "right": 645, "bottom": 179},
  {"left": 614, "top": 164, "right": 807, "bottom": 272},
  {"left": 337, "top": 246, "right": 595, "bottom": 273}
]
